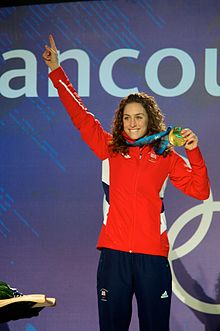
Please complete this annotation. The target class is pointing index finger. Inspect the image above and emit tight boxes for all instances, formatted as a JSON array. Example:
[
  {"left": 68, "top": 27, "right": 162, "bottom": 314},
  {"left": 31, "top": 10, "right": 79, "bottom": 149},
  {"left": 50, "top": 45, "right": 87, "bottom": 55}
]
[{"left": 49, "top": 34, "right": 57, "bottom": 52}]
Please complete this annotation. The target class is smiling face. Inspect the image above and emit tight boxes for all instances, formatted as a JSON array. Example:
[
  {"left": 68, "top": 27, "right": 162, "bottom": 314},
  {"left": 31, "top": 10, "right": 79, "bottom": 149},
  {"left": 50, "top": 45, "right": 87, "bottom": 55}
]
[{"left": 123, "top": 102, "right": 149, "bottom": 140}]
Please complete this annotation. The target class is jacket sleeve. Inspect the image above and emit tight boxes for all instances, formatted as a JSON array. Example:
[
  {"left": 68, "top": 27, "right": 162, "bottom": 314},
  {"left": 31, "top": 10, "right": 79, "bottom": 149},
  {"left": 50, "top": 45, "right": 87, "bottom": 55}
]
[
  {"left": 49, "top": 66, "right": 111, "bottom": 160},
  {"left": 169, "top": 147, "right": 210, "bottom": 200}
]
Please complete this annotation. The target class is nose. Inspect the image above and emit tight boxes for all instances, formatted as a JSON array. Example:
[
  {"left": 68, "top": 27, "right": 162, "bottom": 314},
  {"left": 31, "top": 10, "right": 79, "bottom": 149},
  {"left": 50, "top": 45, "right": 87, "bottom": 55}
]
[{"left": 130, "top": 117, "right": 136, "bottom": 127}]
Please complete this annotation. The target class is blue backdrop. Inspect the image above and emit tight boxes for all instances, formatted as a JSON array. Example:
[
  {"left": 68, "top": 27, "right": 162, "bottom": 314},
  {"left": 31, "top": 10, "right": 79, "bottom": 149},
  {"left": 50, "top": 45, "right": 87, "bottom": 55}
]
[{"left": 0, "top": 1, "right": 220, "bottom": 330}]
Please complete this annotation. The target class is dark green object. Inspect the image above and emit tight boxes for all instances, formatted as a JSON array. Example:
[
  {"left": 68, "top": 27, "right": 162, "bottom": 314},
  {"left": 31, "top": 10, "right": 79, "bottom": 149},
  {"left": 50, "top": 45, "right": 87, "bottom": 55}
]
[{"left": 0, "top": 281, "right": 14, "bottom": 299}]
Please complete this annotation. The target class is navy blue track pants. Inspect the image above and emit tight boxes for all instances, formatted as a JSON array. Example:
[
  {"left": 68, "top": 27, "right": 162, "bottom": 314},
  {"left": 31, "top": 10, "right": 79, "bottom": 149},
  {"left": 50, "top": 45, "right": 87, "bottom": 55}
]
[{"left": 97, "top": 248, "right": 172, "bottom": 331}]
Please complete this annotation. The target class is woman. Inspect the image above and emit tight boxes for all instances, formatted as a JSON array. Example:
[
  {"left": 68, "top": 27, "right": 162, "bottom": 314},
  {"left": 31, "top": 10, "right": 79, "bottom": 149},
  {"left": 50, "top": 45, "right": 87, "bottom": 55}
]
[{"left": 43, "top": 35, "right": 210, "bottom": 331}]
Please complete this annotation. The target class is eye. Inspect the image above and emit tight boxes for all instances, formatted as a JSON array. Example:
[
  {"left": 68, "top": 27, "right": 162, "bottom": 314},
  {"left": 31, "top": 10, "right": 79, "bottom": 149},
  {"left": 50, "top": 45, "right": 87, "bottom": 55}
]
[
  {"left": 136, "top": 116, "right": 143, "bottom": 120},
  {"left": 123, "top": 116, "right": 129, "bottom": 121}
]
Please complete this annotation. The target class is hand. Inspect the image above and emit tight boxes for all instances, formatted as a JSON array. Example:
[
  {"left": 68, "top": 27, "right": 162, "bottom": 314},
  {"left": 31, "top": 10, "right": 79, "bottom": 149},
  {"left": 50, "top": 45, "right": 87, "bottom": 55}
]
[
  {"left": 181, "top": 128, "right": 198, "bottom": 150},
  {"left": 42, "top": 34, "right": 59, "bottom": 71}
]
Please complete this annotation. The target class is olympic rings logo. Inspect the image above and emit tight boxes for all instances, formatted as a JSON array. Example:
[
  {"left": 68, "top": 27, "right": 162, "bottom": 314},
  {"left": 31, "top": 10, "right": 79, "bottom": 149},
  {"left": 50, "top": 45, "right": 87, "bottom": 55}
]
[{"left": 168, "top": 189, "right": 220, "bottom": 314}]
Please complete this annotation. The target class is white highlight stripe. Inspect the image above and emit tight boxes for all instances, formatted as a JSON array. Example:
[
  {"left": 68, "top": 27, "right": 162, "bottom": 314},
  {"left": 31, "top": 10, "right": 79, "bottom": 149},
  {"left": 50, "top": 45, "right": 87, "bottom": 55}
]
[
  {"left": 59, "top": 79, "right": 84, "bottom": 108},
  {"left": 160, "top": 211, "right": 167, "bottom": 234},
  {"left": 102, "top": 159, "right": 110, "bottom": 185}
]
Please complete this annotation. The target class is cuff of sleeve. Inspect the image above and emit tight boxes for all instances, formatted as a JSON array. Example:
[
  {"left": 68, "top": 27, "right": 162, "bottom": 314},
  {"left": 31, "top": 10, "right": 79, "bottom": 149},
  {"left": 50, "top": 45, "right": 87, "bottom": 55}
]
[
  {"left": 48, "top": 66, "right": 67, "bottom": 88},
  {"left": 185, "top": 146, "right": 204, "bottom": 164}
]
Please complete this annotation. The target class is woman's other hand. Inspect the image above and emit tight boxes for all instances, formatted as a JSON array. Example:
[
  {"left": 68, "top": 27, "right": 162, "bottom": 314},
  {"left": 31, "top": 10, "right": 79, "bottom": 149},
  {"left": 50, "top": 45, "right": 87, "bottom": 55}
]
[{"left": 181, "top": 128, "right": 198, "bottom": 150}]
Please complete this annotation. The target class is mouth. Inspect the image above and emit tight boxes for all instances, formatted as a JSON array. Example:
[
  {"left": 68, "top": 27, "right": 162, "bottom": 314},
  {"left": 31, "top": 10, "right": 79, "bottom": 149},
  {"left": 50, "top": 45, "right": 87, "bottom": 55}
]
[{"left": 129, "top": 129, "right": 139, "bottom": 132}]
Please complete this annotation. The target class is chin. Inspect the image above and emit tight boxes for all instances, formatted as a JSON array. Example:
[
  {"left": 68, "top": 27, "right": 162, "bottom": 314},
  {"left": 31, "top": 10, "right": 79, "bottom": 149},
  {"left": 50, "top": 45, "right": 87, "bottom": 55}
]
[
  {"left": 130, "top": 135, "right": 141, "bottom": 140},
  {"left": 128, "top": 132, "right": 145, "bottom": 140}
]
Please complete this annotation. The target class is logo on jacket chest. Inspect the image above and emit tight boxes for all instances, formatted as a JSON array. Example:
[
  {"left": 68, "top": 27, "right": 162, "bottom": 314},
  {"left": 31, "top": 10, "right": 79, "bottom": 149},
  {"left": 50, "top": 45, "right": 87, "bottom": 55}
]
[
  {"left": 148, "top": 151, "right": 158, "bottom": 163},
  {"left": 121, "top": 151, "right": 158, "bottom": 163},
  {"left": 121, "top": 153, "right": 131, "bottom": 159}
]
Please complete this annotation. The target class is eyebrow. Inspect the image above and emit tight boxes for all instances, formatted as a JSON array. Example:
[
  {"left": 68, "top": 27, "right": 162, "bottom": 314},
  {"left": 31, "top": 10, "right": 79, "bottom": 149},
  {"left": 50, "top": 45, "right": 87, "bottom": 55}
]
[{"left": 123, "top": 112, "right": 145, "bottom": 116}]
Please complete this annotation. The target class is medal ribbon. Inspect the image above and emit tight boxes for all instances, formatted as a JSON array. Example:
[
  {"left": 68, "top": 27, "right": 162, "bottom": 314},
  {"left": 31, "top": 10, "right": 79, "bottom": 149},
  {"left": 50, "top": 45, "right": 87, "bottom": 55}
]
[{"left": 125, "top": 126, "right": 173, "bottom": 155}]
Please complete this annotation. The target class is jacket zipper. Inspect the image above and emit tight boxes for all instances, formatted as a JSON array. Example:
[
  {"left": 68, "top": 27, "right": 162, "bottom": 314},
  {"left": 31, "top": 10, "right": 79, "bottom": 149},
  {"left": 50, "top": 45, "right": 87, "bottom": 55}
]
[{"left": 129, "top": 147, "right": 143, "bottom": 252}]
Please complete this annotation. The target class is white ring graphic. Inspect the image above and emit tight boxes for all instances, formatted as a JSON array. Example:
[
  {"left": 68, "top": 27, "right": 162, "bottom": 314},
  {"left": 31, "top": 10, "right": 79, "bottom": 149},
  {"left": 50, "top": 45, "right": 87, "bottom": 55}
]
[{"left": 168, "top": 190, "right": 220, "bottom": 314}]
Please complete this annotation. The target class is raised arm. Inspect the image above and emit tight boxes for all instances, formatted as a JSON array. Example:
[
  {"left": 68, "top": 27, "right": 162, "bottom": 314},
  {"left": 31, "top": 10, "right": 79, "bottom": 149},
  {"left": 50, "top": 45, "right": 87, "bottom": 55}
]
[
  {"left": 169, "top": 145, "right": 210, "bottom": 201},
  {"left": 42, "top": 35, "right": 111, "bottom": 160}
]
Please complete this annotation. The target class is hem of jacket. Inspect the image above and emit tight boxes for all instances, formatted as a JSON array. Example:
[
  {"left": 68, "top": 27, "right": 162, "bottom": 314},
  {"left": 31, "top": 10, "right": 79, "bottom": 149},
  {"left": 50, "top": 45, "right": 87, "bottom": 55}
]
[{"left": 96, "top": 244, "right": 169, "bottom": 257}]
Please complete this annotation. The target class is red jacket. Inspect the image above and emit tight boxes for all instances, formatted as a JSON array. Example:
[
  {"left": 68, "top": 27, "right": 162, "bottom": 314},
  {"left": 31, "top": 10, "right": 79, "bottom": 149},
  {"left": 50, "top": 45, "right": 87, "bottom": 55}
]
[{"left": 49, "top": 66, "right": 210, "bottom": 257}]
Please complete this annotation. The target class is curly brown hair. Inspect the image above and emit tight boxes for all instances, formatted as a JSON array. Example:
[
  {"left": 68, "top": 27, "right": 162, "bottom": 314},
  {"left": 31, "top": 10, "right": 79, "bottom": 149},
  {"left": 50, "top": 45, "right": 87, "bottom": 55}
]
[{"left": 110, "top": 92, "right": 170, "bottom": 155}]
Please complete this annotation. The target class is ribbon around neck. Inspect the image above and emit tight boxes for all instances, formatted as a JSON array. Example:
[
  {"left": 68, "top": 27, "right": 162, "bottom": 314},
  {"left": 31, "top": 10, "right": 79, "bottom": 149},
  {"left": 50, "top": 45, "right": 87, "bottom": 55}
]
[{"left": 125, "top": 126, "right": 173, "bottom": 155}]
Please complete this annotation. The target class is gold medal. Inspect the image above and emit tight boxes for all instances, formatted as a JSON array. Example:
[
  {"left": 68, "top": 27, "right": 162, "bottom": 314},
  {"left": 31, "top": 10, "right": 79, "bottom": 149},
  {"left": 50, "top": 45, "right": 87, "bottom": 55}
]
[{"left": 168, "top": 127, "right": 185, "bottom": 147}]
